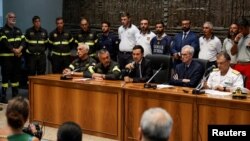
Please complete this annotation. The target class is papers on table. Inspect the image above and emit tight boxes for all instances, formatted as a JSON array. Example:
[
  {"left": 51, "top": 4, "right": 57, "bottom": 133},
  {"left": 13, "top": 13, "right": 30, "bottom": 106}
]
[
  {"left": 72, "top": 78, "right": 91, "bottom": 82},
  {"left": 156, "top": 84, "right": 174, "bottom": 89},
  {"left": 204, "top": 89, "right": 231, "bottom": 96}
]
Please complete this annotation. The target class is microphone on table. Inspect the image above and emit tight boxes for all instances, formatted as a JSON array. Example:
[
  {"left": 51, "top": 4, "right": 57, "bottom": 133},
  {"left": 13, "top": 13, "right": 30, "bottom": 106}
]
[
  {"left": 192, "top": 65, "right": 216, "bottom": 94},
  {"left": 144, "top": 63, "right": 163, "bottom": 89}
]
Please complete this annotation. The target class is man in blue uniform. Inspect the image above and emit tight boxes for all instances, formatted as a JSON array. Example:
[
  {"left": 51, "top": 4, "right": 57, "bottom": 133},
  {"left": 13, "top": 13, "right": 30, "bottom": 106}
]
[{"left": 170, "top": 45, "right": 204, "bottom": 87}]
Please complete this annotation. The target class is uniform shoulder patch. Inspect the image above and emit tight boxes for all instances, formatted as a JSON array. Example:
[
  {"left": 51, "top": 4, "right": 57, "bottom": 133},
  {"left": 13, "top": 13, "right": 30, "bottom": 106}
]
[{"left": 232, "top": 69, "right": 240, "bottom": 75}]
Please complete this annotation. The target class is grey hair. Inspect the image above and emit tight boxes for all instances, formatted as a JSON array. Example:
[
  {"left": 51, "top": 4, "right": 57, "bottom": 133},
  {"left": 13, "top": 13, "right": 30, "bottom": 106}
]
[
  {"left": 78, "top": 43, "right": 89, "bottom": 52},
  {"left": 97, "top": 49, "right": 110, "bottom": 58},
  {"left": 182, "top": 45, "right": 194, "bottom": 56},
  {"left": 203, "top": 21, "right": 213, "bottom": 29},
  {"left": 5, "top": 12, "right": 15, "bottom": 19},
  {"left": 140, "top": 107, "right": 173, "bottom": 141}
]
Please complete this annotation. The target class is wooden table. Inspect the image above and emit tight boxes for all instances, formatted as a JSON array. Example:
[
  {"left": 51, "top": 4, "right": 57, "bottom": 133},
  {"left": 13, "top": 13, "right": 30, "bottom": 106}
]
[
  {"left": 29, "top": 74, "right": 124, "bottom": 140},
  {"left": 29, "top": 75, "right": 250, "bottom": 141}
]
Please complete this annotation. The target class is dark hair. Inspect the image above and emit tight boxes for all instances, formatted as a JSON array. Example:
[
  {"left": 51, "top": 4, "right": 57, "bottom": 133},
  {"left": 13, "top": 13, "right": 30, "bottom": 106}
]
[
  {"left": 57, "top": 121, "right": 82, "bottom": 141},
  {"left": 32, "top": 16, "right": 40, "bottom": 23},
  {"left": 217, "top": 51, "right": 231, "bottom": 61},
  {"left": 155, "top": 21, "right": 165, "bottom": 27},
  {"left": 133, "top": 45, "right": 144, "bottom": 54},
  {"left": 236, "top": 17, "right": 249, "bottom": 27},
  {"left": 227, "top": 23, "right": 238, "bottom": 38},
  {"left": 120, "top": 12, "right": 130, "bottom": 18},
  {"left": 101, "top": 21, "right": 111, "bottom": 27},
  {"left": 6, "top": 96, "right": 29, "bottom": 130},
  {"left": 56, "top": 17, "right": 64, "bottom": 23}
]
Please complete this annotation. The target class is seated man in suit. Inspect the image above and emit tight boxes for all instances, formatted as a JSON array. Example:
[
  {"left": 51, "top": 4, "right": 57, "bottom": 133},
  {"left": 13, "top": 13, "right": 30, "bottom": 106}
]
[
  {"left": 85, "top": 49, "right": 121, "bottom": 80},
  {"left": 62, "top": 43, "right": 96, "bottom": 77},
  {"left": 124, "top": 45, "right": 153, "bottom": 83},
  {"left": 138, "top": 107, "right": 173, "bottom": 141},
  {"left": 169, "top": 45, "right": 204, "bottom": 87},
  {"left": 204, "top": 52, "right": 243, "bottom": 91}
]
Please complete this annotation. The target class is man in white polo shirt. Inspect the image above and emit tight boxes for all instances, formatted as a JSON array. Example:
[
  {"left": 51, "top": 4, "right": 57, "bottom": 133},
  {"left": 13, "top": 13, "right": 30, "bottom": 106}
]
[
  {"left": 118, "top": 12, "right": 139, "bottom": 69},
  {"left": 135, "top": 18, "right": 156, "bottom": 57},
  {"left": 199, "top": 21, "right": 222, "bottom": 68}
]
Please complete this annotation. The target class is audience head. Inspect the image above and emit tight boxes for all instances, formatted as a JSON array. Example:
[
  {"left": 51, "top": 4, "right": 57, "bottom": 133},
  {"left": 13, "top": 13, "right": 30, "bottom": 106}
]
[
  {"left": 80, "top": 17, "right": 90, "bottom": 32},
  {"left": 132, "top": 45, "right": 144, "bottom": 63},
  {"left": 140, "top": 18, "right": 150, "bottom": 33},
  {"left": 32, "top": 16, "right": 41, "bottom": 29},
  {"left": 181, "top": 19, "right": 191, "bottom": 32},
  {"left": 56, "top": 17, "right": 64, "bottom": 31},
  {"left": 77, "top": 43, "right": 89, "bottom": 59},
  {"left": 181, "top": 45, "right": 194, "bottom": 65},
  {"left": 236, "top": 17, "right": 250, "bottom": 35},
  {"left": 216, "top": 52, "right": 231, "bottom": 74},
  {"left": 6, "top": 96, "right": 29, "bottom": 130},
  {"left": 57, "top": 121, "right": 82, "bottom": 141},
  {"left": 227, "top": 23, "right": 239, "bottom": 39},
  {"left": 120, "top": 12, "right": 131, "bottom": 27},
  {"left": 139, "top": 107, "right": 173, "bottom": 141},
  {"left": 101, "top": 21, "right": 111, "bottom": 33},
  {"left": 203, "top": 21, "right": 213, "bottom": 37},
  {"left": 155, "top": 21, "right": 165, "bottom": 35},
  {"left": 6, "top": 12, "right": 16, "bottom": 27},
  {"left": 98, "top": 49, "right": 111, "bottom": 67}
]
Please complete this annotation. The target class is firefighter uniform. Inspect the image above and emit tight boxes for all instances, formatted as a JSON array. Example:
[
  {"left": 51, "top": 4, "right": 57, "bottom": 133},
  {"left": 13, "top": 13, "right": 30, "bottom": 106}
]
[
  {"left": 48, "top": 29, "right": 74, "bottom": 73},
  {"left": 75, "top": 30, "right": 98, "bottom": 58},
  {"left": 85, "top": 61, "right": 121, "bottom": 80},
  {"left": 0, "top": 24, "right": 25, "bottom": 100},
  {"left": 25, "top": 26, "right": 48, "bottom": 75},
  {"left": 68, "top": 56, "right": 96, "bottom": 76}
]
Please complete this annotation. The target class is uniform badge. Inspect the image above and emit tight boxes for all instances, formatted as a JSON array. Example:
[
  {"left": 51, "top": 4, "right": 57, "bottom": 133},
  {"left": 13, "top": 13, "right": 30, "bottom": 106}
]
[
  {"left": 16, "top": 30, "right": 20, "bottom": 33},
  {"left": 54, "top": 33, "right": 57, "bottom": 37},
  {"left": 4, "top": 30, "right": 9, "bottom": 34},
  {"left": 89, "top": 34, "right": 93, "bottom": 38},
  {"left": 78, "top": 34, "right": 82, "bottom": 38},
  {"left": 64, "top": 33, "right": 69, "bottom": 36},
  {"left": 41, "top": 32, "right": 46, "bottom": 37},
  {"left": 30, "top": 32, "right": 34, "bottom": 36}
]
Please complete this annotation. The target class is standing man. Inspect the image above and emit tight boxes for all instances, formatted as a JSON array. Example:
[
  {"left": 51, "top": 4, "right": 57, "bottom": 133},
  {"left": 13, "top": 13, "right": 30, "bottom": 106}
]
[
  {"left": 138, "top": 108, "right": 173, "bottom": 141},
  {"left": 85, "top": 49, "right": 121, "bottom": 80},
  {"left": 48, "top": 17, "right": 74, "bottom": 73},
  {"left": 74, "top": 17, "right": 98, "bottom": 58},
  {"left": 0, "top": 12, "right": 25, "bottom": 102},
  {"left": 231, "top": 17, "right": 250, "bottom": 89},
  {"left": 124, "top": 45, "right": 153, "bottom": 83},
  {"left": 135, "top": 18, "right": 156, "bottom": 56},
  {"left": 169, "top": 45, "right": 204, "bottom": 87},
  {"left": 118, "top": 12, "right": 140, "bottom": 69},
  {"left": 199, "top": 21, "right": 222, "bottom": 68},
  {"left": 97, "top": 21, "right": 119, "bottom": 61},
  {"left": 25, "top": 16, "right": 48, "bottom": 76},
  {"left": 171, "top": 19, "right": 199, "bottom": 65},
  {"left": 150, "top": 21, "right": 172, "bottom": 55}
]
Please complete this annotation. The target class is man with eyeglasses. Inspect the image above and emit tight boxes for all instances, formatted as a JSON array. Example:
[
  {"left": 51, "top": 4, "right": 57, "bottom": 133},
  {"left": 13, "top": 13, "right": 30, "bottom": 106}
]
[
  {"left": 169, "top": 45, "right": 204, "bottom": 87},
  {"left": 0, "top": 12, "right": 25, "bottom": 102},
  {"left": 204, "top": 52, "right": 243, "bottom": 91}
]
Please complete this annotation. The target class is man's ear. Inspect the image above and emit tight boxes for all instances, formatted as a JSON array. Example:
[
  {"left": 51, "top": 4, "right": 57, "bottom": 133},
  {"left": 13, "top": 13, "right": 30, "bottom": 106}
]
[{"left": 138, "top": 127, "right": 142, "bottom": 141}]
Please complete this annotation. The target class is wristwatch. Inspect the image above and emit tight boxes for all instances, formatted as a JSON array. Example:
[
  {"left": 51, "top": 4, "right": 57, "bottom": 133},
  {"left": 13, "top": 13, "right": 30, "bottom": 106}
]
[{"left": 223, "top": 87, "right": 226, "bottom": 91}]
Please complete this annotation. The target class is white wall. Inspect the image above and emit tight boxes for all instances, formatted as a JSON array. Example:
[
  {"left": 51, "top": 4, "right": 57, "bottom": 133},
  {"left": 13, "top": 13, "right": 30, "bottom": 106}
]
[{"left": 3, "top": 0, "right": 63, "bottom": 33}]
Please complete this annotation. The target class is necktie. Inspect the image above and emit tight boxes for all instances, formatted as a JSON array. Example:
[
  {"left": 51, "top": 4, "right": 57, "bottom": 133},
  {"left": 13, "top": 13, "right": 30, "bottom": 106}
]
[
  {"left": 182, "top": 32, "right": 187, "bottom": 40},
  {"left": 139, "top": 63, "right": 142, "bottom": 78}
]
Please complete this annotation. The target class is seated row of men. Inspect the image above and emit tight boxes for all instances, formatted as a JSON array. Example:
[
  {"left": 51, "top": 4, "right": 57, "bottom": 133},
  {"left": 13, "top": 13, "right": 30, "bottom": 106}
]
[{"left": 63, "top": 43, "right": 244, "bottom": 92}]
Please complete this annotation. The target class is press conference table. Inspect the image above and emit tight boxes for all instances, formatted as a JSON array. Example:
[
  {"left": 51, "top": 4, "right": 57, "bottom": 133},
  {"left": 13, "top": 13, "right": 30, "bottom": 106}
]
[{"left": 29, "top": 74, "right": 250, "bottom": 141}]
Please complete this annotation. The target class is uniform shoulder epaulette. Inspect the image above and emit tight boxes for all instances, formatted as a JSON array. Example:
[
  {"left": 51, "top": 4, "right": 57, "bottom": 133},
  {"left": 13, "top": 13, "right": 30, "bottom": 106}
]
[
  {"left": 212, "top": 68, "right": 219, "bottom": 71},
  {"left": 232, "top": 69, "right": 240, "bottom": 75}
]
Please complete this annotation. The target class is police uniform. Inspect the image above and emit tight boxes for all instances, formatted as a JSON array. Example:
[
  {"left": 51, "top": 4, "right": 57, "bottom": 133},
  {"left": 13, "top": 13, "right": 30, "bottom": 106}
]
[
  {"left": 207, "top": 67, "right": 244, "bottom": 89},
  {"left": 0, "top": 24, "right": 25, "bottom": 99},
  {"left": 85, "top": 61, "right": 121, "bottom": 80},
  {"left": 68, "top": 56, "right": 96, "bottom": 76},
  {"left": 97, "top": 32, "right": 119, "bottom": 61},
  {"left": 74, "top": 29, "right": 98, "bottom": 58},
  {"left": 25, "top": 26, "right": 48, "bottom": 75},
  {"left": 48, "top": 29, "right": 74, "bottom": 73}
]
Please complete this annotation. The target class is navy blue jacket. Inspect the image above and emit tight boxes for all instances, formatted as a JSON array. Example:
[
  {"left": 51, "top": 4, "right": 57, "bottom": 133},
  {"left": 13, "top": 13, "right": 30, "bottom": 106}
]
[
  {"left": 169, "top": 60, "right": 204, "bottom": 87},
  {"left": 171, "top": 31, "right": 199, "bottom": 57}
]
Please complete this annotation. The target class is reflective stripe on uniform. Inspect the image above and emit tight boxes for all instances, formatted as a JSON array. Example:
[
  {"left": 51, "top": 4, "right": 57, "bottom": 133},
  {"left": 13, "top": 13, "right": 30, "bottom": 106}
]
[
  {"left": 85, "top": 42, "right": 94, "bottom": 46},
  {"left": 112, "top": 66, "right": 121, "bottom": 72},
  {"left": 0, "top": 53, "right": 15, "bottom": 56},
  {"left": 51, "top": 51, "right": 71, "bottom": 56},
  {"left": 69, "top": 64, "right": 75, "bottom": 70},
  {"left": 52, "top": 41, "right": 70, "bottom": 45},
  {"left": 8, "top": 37, "right": 22, "bottom": 42},
  {"left": 69, "top": 37, "right": 74, "bottom": 43},
  {"left": 26, "top": 38, "right": 47, "bottom": 44},
  {"left": 88, "top": 66, "right": 95, "bottom": 74},
  {"left": 2, "top": 83, "right": 8, "bottom": 88},
  {"left": 11, "top": 82, "right": 19, "bottom": 87},
  {"left": 0, "top": 35, "right": 7, "bottom": 41}
]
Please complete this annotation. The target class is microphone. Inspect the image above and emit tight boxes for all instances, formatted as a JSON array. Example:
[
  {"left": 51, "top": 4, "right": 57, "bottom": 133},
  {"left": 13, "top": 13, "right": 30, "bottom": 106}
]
[
  {"left": 144, "top": 64, "right": 163, "bottom": 89},
  {"left": 128, "top": 61, "right": 135, "bottom": 74},
  {"left": 192, "top": 65, "right": 216, "bottom": 94}
]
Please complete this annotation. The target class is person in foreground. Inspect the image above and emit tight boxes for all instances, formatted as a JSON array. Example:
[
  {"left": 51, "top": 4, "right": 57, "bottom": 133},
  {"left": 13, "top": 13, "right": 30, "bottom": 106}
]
[
  {"left": 204, "top": 52, "right": 244, "bottom": 92},
  {"left": 138, "top": 107, "right": 173, "bottom": 141},
  {"left": 57, "top": 121, "right": 82, "bottom": 141},
  {"left": 85, "top": 49, "right": 121, "bottom": 80},
  {"left": 0, "top": 96, "right": 39, "bottom": 141},
  {"left": 169, "top": 45, "right": 204, "bottom": 87},
  {"left": 124, "top": 45, "right": 153, "bottom": 83}
]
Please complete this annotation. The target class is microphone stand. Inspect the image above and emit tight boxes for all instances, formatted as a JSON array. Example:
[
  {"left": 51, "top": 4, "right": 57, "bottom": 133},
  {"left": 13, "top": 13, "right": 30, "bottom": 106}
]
[
  {"left": 144, "top": 65, "right": 163, "bottom": 89},
  {"left": 192, "top": 71, "right": 211, "bottom": 94}
]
